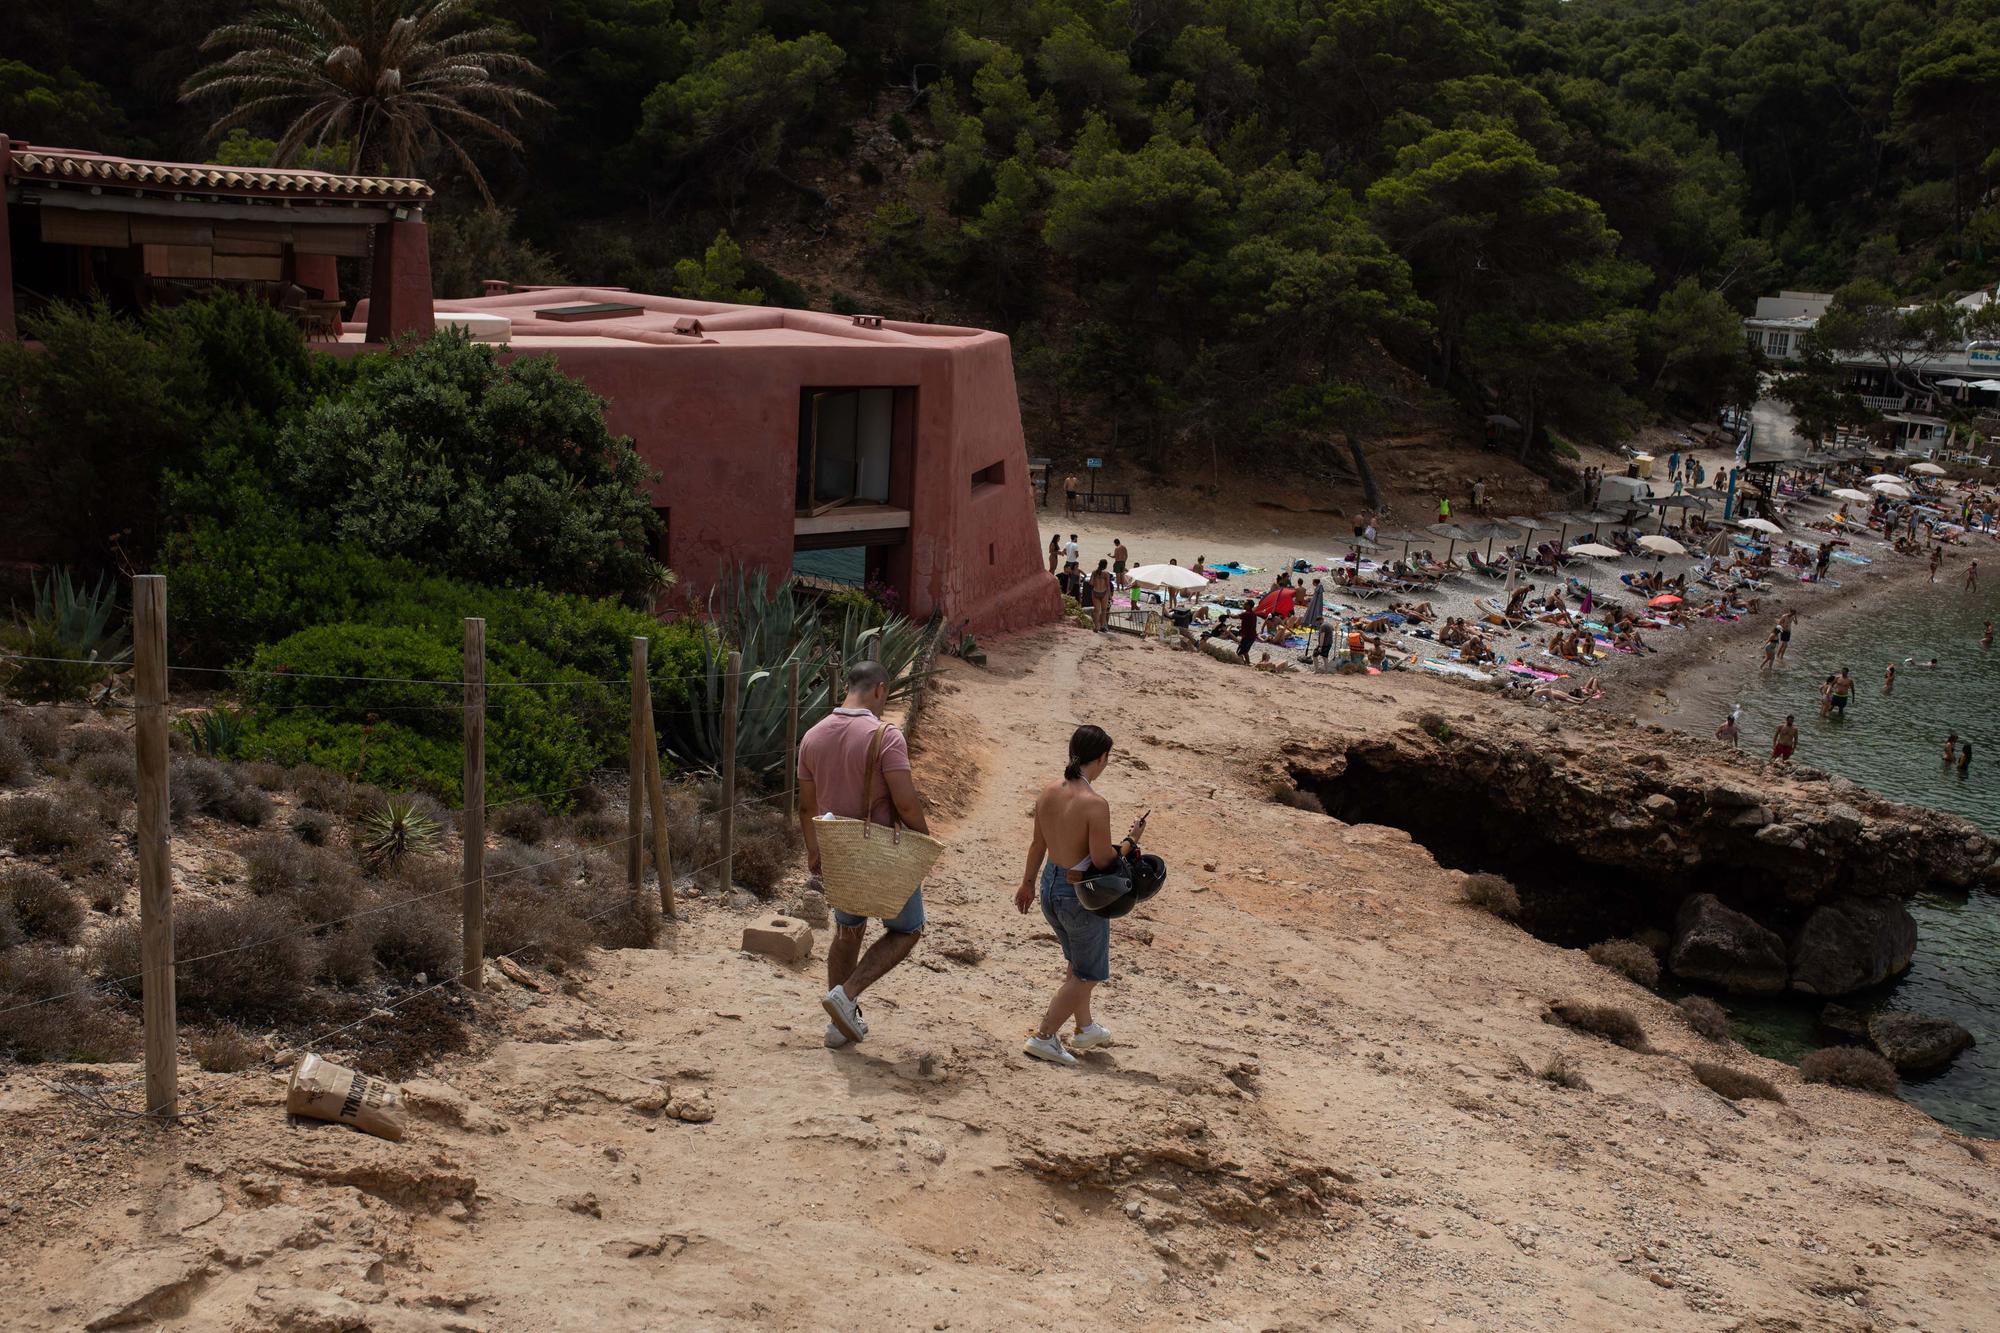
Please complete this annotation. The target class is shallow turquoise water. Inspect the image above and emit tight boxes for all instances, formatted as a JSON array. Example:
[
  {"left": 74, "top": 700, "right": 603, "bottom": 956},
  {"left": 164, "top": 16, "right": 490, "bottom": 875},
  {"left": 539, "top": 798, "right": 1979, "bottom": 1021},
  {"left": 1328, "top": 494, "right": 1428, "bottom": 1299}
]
[{"left": 1670, "top": 572, "right": 2000, "bottom": 1137}]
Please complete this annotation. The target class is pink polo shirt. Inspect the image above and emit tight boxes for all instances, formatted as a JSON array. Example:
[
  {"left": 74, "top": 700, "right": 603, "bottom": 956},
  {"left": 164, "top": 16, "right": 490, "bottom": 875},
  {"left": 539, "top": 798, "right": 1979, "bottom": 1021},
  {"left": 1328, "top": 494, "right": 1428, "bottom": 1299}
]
[{"left": 798, "top": 707, "right": 909, "bottom": 827}]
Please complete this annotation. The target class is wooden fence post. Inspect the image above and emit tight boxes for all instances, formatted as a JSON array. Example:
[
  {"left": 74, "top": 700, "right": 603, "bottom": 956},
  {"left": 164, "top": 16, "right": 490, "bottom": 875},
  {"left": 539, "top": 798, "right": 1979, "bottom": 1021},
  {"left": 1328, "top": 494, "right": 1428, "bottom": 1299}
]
[
  {"left": 783, "top": 660, "right": 801, "bottom": 811},
  {"left": 461, "top": 618, "right": 486, "bottom": 991},
  {"left": 628, "top": 638, "right": 647, "bottom": 901},
  {"left": 132, "top": 574, "right": 175, "bottom": 1118},
  {"left": 640, "top": 684, "right": 675, "bottom": 921},
  {"left": 719, "top": 650, "right": 741, "bottom": 891}
]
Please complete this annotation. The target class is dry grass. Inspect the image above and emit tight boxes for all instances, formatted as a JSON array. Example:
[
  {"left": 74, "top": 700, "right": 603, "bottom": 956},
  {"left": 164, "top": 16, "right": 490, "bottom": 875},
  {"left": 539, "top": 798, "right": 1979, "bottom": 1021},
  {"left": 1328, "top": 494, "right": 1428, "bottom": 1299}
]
[
  {"left": 242, "top": 834, "right": 366, "bottom": 926},
  {"left": 0, "top": 793, "right": 114, "bottom": 871},
  {"left": 241, "top": 761, "right": 291, "bottom": 791},
  {"left": 1801, "top": 1046, "right": 1899, "bottom": 1094},
  {"left": 1546, "top": 1000, "right": 1650, "bottom": 1050},
  {"left": 0, "top": 947, "right": 134, "bottom": 1062},
  {"left": 1678, "top": 995, "right": 1732, "bottom": 1041},
  {"left": 369, "top": 861, "right": 461, "bottom": 980},
  {"left": 191, "top": 1024, "right": 264, "bottom": 1073},
  {"left": 1690, "top": 1060, "right": 1785, "bottom": 1102},
  {"left": 0, "top": 711, "right": 66, "bottom": 768},
  {"left": 1267, "top": 780, "right": 1325, "bottom": 814},
  {"left": 1461, "top": 872, "right": 1521, "bottom": 918},
  {"left": 1540, "top": 1051, "right": 1591, "bottom": 1090},
  {"left": 1587, "top": 937, "right": 1661, "bottom": 989},
  {"left": 732, "top": 803, "right": 801, "bottom": 894},
  {"left": 96, "top": 898, "right": 316, "bottom": 1021},
  {"left": 288, "top": 765, "right": 355, "bottom": 813},
  {"left": 290, "top": 809, "right": 333, "bottom": 846},
  {"left": 170, "top": 756, "right": 272, "bottom": 827},
  {"left": 0, "top": 725, "right": 31, "bottom": 788},
  {"left": 1, "top": 866, "right": 86, "bottom": 944},
  {"left": 491, "top": 799, "right": 550, "bottom": 845}
]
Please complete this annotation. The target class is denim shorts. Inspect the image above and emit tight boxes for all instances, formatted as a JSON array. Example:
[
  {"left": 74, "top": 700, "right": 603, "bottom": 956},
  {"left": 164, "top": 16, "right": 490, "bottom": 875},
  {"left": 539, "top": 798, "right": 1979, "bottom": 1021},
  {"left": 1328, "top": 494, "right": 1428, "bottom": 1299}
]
[
  {"left": 1040, "top": 861, "right": 1111, "bottom": 983},
  {"left": 833, "top": 886, "right": 925, "bottom": 935}
]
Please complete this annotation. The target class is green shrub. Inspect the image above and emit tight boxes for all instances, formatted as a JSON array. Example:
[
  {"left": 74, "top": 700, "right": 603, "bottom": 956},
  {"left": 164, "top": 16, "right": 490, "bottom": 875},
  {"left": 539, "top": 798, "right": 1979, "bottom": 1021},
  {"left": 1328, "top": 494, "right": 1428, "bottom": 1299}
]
[
  {"left": 1, "top": 570, "right": 132, "bottom": 701},
  {"left": 360, "top": 795, "right": 443, "bottom": 871},
  {"left": 175, "top": 707, "right": 245, "bottom": 759}
]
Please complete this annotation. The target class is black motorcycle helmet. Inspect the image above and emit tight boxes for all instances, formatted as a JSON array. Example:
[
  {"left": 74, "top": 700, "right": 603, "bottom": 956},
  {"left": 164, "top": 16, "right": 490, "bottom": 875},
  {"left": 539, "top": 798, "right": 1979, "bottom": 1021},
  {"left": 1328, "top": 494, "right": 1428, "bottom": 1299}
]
[{"left": 1078, "top": 852, "right": 1168, "bottom": 919}]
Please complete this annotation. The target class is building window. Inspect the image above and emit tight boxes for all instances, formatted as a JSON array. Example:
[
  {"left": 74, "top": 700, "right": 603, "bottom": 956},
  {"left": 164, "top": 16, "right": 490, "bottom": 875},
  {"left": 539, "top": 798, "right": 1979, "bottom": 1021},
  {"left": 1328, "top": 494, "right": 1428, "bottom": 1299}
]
[
  {"left": 652, "top": 507, "right": 670, "bottom": 565},
  {"left": 797, "top": 388, "right": 894, "bottom": 515},
  {"left": 1764, "top": 331, "right": 1790, "bottom": 356},
  {"left": 971, "top": 460, "right": 1006, "bottom": 494}
]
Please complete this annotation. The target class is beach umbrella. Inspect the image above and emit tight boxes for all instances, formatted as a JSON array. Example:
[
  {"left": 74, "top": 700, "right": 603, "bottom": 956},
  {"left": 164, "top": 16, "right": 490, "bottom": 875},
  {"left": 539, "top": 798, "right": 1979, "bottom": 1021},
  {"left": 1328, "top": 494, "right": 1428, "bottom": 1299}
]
[
  {"left": 1254, "top": 586, "right": 1296, "bottom": 616},
  {"left": 1637, "top": 534, "right": 1687, "bottom": 556},
  {"left": 1737, "top": 517, "right": 1782, "bottom": 534},
  {"left": 1864, "top": 472, "right": 1902, "bottom": 484},
  {"left": 1830, "top": 487, "right": 1873, "bottom": 502},
  {"left": 1426, "top": 522, "right": 1480, "bottom": 559},
  {"left": 1872, "top": 481, "right": 1912, "bottom": 499},
  {"left": 1648, "top": 594, "right": 1682, "bottom": 608},
  {"left": 1566, "top": 542, "right": 1621, "bottom": 559},
  {"left": 1910, "top": 461, "right": 1948, "bottom": 476},
  {"left": 1704, "top": 530, "right": 1733, "bottom": 557},
  {"left": 1127, "top": 563, "right": 1207, "bottom": 590}
]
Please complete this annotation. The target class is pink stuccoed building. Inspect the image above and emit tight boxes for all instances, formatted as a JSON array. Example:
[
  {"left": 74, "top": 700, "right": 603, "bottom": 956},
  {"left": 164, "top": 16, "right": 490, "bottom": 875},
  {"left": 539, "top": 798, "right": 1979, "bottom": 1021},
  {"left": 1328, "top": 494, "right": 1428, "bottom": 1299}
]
[{"left": 1, "top": 136, "right": 1058, "bottom": 632}]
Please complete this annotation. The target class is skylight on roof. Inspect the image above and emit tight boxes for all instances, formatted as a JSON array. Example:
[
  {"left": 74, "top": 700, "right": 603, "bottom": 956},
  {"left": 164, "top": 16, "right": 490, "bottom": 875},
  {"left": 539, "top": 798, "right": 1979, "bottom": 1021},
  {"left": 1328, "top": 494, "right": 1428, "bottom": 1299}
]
[{"left": 535, "top": 302, "right": 644, "bottom": 322}]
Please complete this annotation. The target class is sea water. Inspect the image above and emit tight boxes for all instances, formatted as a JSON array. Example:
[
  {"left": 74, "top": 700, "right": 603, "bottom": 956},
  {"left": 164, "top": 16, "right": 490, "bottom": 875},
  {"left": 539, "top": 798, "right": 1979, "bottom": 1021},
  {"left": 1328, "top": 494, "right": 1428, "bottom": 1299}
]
[{"left": 1669, "top": 571, "right": 2000, "bottom": 1137}]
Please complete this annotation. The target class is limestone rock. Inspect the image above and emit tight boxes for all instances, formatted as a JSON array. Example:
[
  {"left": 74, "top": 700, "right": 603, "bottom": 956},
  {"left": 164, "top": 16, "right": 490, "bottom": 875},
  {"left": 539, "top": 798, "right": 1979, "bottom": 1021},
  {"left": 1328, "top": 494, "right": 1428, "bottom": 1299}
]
[
  {"left": 151, "top": 1176, "right": 225, "bottom": 1235},
  {"left": 196, "top": 1204, "right": 318, "bottom": 1268},
  {"left": 83, "top": 1247, "right": 210, "bottom": 1330},
  {"left": 1641, "top": 793, "right": 1678, "bottom": 818},
  {"left": 1790, "top": 897, "right": 1917, "bottom": 996},
  {"left": 786, "top": 888, "right": 831, "bottom": 928},
  {"left": 401, "top": 1078, "right": 508, "bottom": 1135},
  {"left": 244, "top": 1287, "right": 369, "bottom": 1333},
  {"left": 1669, "top": 894, "right": 1788, "bottom": 994},
  {"left": 1866, "top": 1012, "right": 1974, "bottom": 1073},
  {"left": 1753, "top": 822, "right": 1806, "bottom": 850},
  {"left": 741, "top": 915, "right": 814, "bottom": 963},
  {"left": 667, "top": 1088, "right": 715, "bottom": 1123},
  {"left": 1818, "top": 1003, "right": 1869, "bottom": 1043}
]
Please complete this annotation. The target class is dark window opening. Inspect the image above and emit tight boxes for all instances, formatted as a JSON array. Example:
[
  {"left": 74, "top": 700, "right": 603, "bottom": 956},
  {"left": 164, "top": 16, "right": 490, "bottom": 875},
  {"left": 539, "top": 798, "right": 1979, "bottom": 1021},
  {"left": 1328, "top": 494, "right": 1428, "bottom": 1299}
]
[
  {"left": 652, "top": 506, "right": 670, "bottom": 565},
  {"left": 797, "top": 387, "right": 896, "bottom": 515},
  {"left": 971, "top": 459, "right": 1006, "bottom": 493}
]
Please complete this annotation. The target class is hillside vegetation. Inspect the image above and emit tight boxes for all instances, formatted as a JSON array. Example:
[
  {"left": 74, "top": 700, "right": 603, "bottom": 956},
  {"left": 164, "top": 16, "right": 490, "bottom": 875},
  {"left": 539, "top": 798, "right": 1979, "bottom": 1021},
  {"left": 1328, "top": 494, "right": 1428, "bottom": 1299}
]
[{"left": 9, "top": 1, "right": 2000, "bottom": 472}]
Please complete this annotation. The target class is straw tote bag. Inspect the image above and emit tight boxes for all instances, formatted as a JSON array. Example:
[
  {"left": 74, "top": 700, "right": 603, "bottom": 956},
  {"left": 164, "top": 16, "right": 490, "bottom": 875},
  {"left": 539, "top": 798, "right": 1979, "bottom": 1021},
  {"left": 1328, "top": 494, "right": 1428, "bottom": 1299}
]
[{"left": 815, "top": 722, "right": 945, "bottom": 920}]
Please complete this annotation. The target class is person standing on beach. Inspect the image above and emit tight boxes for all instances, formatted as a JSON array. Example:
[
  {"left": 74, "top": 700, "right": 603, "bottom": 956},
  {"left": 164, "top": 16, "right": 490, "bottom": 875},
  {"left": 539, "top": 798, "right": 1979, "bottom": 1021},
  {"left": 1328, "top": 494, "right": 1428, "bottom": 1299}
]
[
  {"left": 801, "top": 661, "right": 932, "bottom": 1049},
  {"left": 1438, "top": 495, "right": 1451, "bottom": 522},
  {"left": 1772, "top": 715, "right": 1799, "bottom": 761},
  {"left": 1089, "top": 559, "right": 1113, "bottom": 632},
  {"left": 1237, "top": 607, "right": 1257, "bottom": 662},
  {"left": 1884, "top": 662, "right": 1897, "bottom": 695},
  {"left": 1112, "top": 537, "right": 1129, "bottom": 588},
  {"left": 1967, "top": 559, "right": 1979, "bottom": 591},
  {"left": 1047, "top": 533, "right": 1061, "bottom": 576},
  {"left": 1063, "top": 473, "right": 1079, "bottom": 515},
  {"left": 1760, "top": 626, "right": 1780, "bottom": 671},
  {"left": 1930, "top": 548, "right": 1943, "bottom": 582},
  {"left": 1777, "top": 610, "right": 1797, "bottom": 663},
  {"left": 1305, "top": 578, "right": 1326, "bottom": 629},
  {"left": 1016, "top": 725, "right": 1144, "bottom": 1066},
  {"left": 1830, "top": 666, "right": 1854, "bottom": 716},
  {"left": 1471, "top": 476, "right": 1487, "bottom": 512},
  {"left": 1716, "top": 714, "right": 1740, "bottom": 747}
]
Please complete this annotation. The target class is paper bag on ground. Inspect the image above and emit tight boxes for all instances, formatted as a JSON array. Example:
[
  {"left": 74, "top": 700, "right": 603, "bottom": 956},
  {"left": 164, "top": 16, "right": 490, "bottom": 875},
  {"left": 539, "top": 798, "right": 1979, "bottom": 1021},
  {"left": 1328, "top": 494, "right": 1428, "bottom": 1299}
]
[{"left": 286, "top": 1053, "right": 407, "bottom": 1142}]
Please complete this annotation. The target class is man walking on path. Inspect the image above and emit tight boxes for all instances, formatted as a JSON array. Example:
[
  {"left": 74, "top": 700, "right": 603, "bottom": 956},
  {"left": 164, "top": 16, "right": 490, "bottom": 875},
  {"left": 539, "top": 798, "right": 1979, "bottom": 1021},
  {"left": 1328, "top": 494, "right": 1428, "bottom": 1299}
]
[
  {"left": 799, "top": 662, "right": 932, "bottom": 1049},
  {"left": 1016, "top": 725, "right": 1146, "bottom": 1066}
]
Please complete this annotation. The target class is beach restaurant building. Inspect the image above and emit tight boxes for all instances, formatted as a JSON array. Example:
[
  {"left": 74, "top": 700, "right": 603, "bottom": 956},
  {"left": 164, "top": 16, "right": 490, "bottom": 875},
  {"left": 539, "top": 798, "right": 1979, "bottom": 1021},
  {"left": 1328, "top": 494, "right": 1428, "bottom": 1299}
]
[{"left": 2, "top": 136, "right": 1058, "bottom": 633}]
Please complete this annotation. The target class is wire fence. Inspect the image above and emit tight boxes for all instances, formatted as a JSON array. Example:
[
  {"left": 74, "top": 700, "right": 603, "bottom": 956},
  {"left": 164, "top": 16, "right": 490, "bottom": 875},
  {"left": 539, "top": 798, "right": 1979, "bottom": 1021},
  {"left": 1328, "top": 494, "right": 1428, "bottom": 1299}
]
[{"left": 1, "top": 600, "right": 820, "bottom": 1130}]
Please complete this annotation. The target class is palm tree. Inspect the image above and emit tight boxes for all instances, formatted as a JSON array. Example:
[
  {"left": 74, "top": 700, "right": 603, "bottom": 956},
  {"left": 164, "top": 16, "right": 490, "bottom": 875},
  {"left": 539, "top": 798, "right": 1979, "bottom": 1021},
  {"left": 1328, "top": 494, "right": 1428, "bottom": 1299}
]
[{"left": 181, "top": 0, "right": 546, "bottom": 202}]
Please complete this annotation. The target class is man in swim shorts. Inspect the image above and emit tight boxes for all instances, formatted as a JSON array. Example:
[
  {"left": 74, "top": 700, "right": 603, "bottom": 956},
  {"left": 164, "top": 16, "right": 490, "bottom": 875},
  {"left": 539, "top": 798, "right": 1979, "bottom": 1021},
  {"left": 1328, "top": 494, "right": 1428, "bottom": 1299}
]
[
  {"left": 1772, "top": 714, "right": 1798, "bottom": 761},
  {"left": 1829, "top": 666, "right": 1853, "bottom": 716}
]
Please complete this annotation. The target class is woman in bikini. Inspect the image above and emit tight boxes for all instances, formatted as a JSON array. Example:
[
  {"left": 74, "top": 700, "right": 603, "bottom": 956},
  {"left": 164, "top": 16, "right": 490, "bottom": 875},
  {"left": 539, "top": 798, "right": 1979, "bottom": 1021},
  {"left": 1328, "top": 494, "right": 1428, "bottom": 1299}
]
[{"left": 1015, "top": 725, "right": 1146, "bottom": 1066}]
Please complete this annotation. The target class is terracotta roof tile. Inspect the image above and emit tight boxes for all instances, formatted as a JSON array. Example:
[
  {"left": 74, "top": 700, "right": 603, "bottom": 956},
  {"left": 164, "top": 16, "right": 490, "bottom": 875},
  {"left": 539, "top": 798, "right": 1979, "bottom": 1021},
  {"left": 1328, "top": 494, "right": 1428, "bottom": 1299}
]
[{"left": 9, "top": 148, "right": 432, "bottom": 202}]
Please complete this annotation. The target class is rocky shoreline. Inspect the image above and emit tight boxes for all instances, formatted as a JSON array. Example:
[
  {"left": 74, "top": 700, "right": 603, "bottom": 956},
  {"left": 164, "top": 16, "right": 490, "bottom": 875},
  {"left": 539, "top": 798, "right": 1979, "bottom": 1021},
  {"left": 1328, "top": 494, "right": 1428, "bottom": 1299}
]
[{"left": 1278, "top": 703, "right": 1994, "bottom": 1072}]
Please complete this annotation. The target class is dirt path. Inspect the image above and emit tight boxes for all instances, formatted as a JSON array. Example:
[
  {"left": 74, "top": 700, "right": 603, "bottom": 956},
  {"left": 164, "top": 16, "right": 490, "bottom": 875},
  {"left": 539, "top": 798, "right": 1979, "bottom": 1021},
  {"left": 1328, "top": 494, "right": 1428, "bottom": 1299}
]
[{"left": 4, "top": 627, "right": 1999, "bottom": 1331}]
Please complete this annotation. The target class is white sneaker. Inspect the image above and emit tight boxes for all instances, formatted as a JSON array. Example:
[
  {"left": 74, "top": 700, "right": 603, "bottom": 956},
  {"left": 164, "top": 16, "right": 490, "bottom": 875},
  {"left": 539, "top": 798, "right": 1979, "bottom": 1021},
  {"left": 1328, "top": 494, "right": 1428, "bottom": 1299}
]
[
  {"left": 1068, "top": 1023, "right": 1114, "bottom": 1051},
  {"left": 824, "top": 1023, "right": 851, "bottom": 1049},
  {"left": 1024, "top": 1034, "right": 1079, "bottom": 1067},
  {"left": 822, "top": 986, "right": 866, "bottom": 1044}
]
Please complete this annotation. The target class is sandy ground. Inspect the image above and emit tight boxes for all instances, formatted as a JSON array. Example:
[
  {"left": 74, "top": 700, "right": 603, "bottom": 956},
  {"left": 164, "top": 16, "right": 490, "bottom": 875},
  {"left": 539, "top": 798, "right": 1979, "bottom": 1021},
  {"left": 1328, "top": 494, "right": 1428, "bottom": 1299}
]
[{"left": 4, "top": 618, "right": 1998, "bottom": 1331}]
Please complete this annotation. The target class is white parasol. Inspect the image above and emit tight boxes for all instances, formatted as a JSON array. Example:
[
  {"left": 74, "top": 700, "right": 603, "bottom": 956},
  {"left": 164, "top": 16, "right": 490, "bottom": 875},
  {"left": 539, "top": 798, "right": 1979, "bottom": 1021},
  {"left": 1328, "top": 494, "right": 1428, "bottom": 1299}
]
[
  {"left": 1830, "top": 487, "right": 1873, "bottom": 502},
  {"left": 1737, "top": 517, "right": 1782, "bottom": 534},
  {"left": 1909, "top": 462, "right": 1948, "bottom": 476},
  {"left": 1126, "top": 563, "right": 1208, "bottom": 590},
  {"left": 1864, "top": 473, "right": 1903, "bottom": 484},
  {"left": 1637, "top": 534, "right": 1687, "bottom": 556},
  {"left": 1566, "top": 542, "right": 1622, "bottom": 559},
  {"left": 1871, "top": 481, "right": 1912, "bottom": 499}
]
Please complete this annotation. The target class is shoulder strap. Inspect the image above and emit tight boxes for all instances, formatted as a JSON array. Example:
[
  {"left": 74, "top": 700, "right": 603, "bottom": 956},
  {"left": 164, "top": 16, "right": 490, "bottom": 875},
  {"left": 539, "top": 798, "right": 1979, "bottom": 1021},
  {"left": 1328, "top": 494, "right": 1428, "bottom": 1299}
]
[{"left": 859, "top": 722, "right": 902, "bottom": 834}]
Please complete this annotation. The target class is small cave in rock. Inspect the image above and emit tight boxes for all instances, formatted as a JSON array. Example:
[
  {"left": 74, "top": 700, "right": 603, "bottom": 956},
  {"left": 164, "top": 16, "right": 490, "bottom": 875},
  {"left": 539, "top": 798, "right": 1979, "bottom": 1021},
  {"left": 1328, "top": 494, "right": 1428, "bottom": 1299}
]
[{"left": 1289, "top": 749, "right": 1691, "bottom": 949}]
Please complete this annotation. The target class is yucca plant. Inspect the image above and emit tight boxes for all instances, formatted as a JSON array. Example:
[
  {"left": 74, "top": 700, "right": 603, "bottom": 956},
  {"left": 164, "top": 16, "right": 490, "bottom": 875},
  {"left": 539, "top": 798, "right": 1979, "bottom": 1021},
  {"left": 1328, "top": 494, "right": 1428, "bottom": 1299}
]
[
  {"left": 1, "top": 570, "right": 133, "bottom": 701},
  {"left": 360, "top": 795, "right": 441, "bottom": 871},
  {"left": 175, "top": 707, "right": 245, "bottom": 759}
]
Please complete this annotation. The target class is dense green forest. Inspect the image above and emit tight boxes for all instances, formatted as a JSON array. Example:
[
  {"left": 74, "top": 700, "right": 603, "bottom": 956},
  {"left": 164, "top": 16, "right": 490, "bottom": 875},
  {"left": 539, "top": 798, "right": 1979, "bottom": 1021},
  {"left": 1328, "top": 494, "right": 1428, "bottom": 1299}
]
[{"left": 8, "top": 0, "right": 2000, "bottom": 472}]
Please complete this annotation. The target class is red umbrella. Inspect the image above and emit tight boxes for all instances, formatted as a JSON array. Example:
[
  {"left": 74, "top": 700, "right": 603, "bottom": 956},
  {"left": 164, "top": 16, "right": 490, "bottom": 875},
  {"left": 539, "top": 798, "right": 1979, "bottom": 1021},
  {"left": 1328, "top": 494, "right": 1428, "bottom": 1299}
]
[
  {"left": 1648, "top": 594, "right": 1682, "bottom": 608},
  {"left": 1255, "top": 587, "right": 1297, "bottom": 616}
]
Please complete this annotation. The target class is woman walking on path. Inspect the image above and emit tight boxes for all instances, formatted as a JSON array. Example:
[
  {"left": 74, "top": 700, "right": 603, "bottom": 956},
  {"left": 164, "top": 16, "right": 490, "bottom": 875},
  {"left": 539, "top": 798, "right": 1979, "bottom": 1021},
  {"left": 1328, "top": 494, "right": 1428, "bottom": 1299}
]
[{"left": 1015, "top": 725, "right": 1147, "bottom": 1066}]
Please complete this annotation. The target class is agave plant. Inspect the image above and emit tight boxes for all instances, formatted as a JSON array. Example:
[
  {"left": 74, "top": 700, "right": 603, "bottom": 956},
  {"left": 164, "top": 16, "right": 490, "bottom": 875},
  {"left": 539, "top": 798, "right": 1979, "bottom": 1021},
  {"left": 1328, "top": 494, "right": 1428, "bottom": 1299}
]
[
  {"left": 360, "top": 795, "right": 441, "bottom": 871},
  {"left": 1, "top": 570, "right": 133, "bottom": 702},
  {"left": 175, "top": 707, "right": 245, "bottom": 759}
]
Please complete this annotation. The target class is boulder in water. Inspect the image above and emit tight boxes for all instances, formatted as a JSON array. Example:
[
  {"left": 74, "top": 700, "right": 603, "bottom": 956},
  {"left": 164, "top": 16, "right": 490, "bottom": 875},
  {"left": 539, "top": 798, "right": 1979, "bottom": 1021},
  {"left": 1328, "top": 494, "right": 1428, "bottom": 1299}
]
[
  {"left": 1817, "top": 1003, "right": 1869, "bottom": 1043},
  {"left": 1865, "top": 1011, "right": 1974, "bottom": 1073},
  {"left": 1789, "top": 897, "right": 1917, "bottom": 996},
  {"left": 1669, "top": 893, "right": 1789, "bottom": 995}
]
